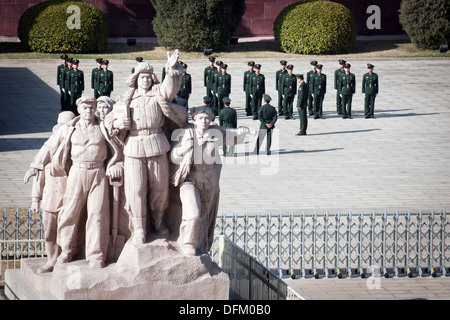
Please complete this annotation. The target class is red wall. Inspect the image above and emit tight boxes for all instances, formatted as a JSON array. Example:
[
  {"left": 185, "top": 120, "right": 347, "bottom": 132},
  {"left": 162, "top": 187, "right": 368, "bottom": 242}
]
[{"left": 0, "top": 0, "right": 403, "bottom": 38}]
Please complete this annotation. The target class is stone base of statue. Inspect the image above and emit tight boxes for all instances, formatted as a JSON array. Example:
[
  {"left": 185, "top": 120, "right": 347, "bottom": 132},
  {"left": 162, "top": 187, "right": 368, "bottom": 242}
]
[{"left": 5, "top": 238, "right": 229, "bottom": 300}]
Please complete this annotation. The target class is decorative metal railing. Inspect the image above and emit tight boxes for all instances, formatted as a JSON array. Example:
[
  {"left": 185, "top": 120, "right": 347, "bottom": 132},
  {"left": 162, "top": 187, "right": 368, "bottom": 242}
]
[
  {"left": 2, "top": 209, "right": 449, "bottom": 286},
  {"left": 216, "top": 211, "right": 449, "bottom": 279}
]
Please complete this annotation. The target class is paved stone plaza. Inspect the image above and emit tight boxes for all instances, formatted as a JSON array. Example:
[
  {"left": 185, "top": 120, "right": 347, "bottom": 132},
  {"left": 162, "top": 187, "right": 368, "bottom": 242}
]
[{"left": 1, "top": 56, "right": 449, "bottom": 299}]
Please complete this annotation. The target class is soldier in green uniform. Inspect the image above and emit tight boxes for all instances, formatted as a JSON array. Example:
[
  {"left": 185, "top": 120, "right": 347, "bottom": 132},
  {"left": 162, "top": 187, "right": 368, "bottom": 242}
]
[
  {"left": 211, "top": 60, "right": 223, "bottom": 114},
  {"left": 362, "top": 63, "right": 379, "bottom": 119},
  {"left": 98, "top": 59, "right": 113, "bottom": 97},
  {"left": 61, "top": 57, "right": 73, "bottom": 111},
  {"left": 256, "top": 94, "right": 277, "bottom": 155},
  {"left": 179, "top": 63, "right": 192, "bottom": 106},
  {"left": 311, "top": 64, "right": 327, "bottom": 119},
  {"left": 219, "top": 97, "right": 238, "bottom": 156},
  {"left": 132, "top": 57, "right": 144, "bottom": 74},
  {"left": 281, "top": 64, "right": 297, "bottom": 119},
  {"left": 276, "top": 60, "right": 288, "bottom": 116},
  {"left": 306, "top": 61, "right": 318, "bottom": 116},
  {"left": 243, "top": 61, "right": 255, "bottom": 116},
  {"left": 91, "top": 58, "right": 102, "bottom": 99},
  {"left": 215, "top": 63, "right": 231, "bottom": 116},
  {"left": 296, "top": 74, "right": 309, "bottom": 136},
  {"left": 339, "top": 63, "right": 356, "bottom": 119},
  {"left": 68, "top": 59, "right": 84, "bottom": 116},
  {"left": 250, "top": 64, "right": 265, "bottom": 120},
  {"left": 57, "top": 54, "right": 68, "bottom": 111},
  {"left": 204, "top": 56, "right": 216, "bottom": 99},
  {"left": 334, "top": 59, "right": 346, "bottom": 116}
]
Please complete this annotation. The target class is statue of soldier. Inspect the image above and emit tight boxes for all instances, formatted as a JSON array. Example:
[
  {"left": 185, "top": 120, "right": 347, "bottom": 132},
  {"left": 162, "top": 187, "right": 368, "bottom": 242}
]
[{"left": 105, "top": 50, "right": 187, "bottom": 245}]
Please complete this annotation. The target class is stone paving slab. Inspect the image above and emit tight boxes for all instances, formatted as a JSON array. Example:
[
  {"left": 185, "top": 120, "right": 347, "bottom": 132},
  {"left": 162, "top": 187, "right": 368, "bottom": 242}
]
[{"left": 1, "top": 57, "right": 450, "bottom": 214}]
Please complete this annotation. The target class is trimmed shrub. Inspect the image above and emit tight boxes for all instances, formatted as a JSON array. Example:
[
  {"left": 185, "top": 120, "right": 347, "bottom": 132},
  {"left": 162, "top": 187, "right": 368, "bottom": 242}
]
[
  {"left": 150, "top": 0, "right": 246, "bottom": 52},
  {"left": 18, "top": 0, "right": 109, "bottom": 53},
  {"left": 399, "top": 0, "right": 450, "bottom": 50},
  {"left": 274, "top": 0, "right": 357, "bottom": 54}
]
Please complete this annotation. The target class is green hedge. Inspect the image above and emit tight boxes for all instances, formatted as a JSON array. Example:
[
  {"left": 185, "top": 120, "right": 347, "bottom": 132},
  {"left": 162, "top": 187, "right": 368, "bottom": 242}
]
[
  {"left": 399, "top": 0, "right": 450, "bottom": 50},
  {"left": 150, "top": 0, "right": 246, "bottom": 52},
  {"left": 18, "top": 0, "right": 109, "bottom": 53},
  {"left": 274, "top": 0, "right": 357, "bottom": 54}
]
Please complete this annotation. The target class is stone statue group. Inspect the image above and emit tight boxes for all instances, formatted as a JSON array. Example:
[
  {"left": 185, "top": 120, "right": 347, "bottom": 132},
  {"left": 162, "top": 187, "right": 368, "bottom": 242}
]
[{"left": 24, "top": 50, "right": 250, "bottom": 273}]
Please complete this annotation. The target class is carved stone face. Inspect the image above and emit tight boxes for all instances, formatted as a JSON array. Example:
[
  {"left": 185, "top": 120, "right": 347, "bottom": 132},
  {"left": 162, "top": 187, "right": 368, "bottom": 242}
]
[
  {"left": 194, "top": 113, "right": 211, "bottom": 132},
  {"left": 137, "top": 72, "right": 153, "bottom": 90},
  {"left": 78, "top": 102, "right": 96, "bottom": 122},
  {"left": 96, "top": 101, "right": 112, "bottom": 121}
]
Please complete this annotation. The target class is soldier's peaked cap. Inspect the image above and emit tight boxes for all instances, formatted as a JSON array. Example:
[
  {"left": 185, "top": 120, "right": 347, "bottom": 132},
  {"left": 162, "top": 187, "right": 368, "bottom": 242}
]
[
  {"left": 60, "top": 54, "right": 68, "bottom": 60},
  {"left": 286, "top": 64, "right": 294, "bottom": 70},
  {"left": 254, "top": 64, "right": 261, "bottom": 69},
  {"left": 72, "top": 59, "right": 79, "bottom": 65},
  {"left": 208, "top": 56, "right": 216, "bottom": 62},
  {"left": 203, "top": 96, "right": 212, "bottom": 103},
  {"left": 367, "top": 63, "right": 375, "bottom": 68},
  {"left": 280, "top": 60, "right": 287, "bottom": 65},
  {"left": 339, "top": 59, "right": 346, "bottom": 65},
  {"left": 344, "top": 63, "right": 351, "bottom": 68},
  {"left": 316, "top": 64, "right": 323, "bottom": 69},
  {"left": 95, "top": 58, "right": 103, "bottom": 63},
  {"left": 102, "top": 59, "right": 109, "bottom": 65},
  {"left": 263, "top": 94, "right": 272, "bottom": 101},
  {"left": 135, "top": 57, "right": 144, "bottom": 62},
  {"left": 310, "top": 61, "right": 318, "bottom": 66},
  {"left": 223, "top": 97, "right": 231, "bottom": 103},
  {"left": 248, "top": 61, "right": 255, "bottom": 66}
]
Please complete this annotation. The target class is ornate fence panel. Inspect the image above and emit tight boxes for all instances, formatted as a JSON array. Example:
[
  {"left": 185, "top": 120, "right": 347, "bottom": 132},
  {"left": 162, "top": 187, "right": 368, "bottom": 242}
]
[{"left": 216, "top": 211, "right": 449, "bottom": 278}]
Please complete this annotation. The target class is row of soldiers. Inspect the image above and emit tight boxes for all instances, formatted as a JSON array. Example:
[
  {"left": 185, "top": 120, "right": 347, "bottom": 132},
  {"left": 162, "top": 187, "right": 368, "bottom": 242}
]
[{"left": 57, "top": 55, "right": 114, "bottom": 115}]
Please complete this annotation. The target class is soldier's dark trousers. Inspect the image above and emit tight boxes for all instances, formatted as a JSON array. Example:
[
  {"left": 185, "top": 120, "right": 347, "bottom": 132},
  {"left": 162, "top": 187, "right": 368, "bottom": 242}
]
[
  {"left": 60, "top": 89, "right": 65, "bottom": 111},
  {"left": 245, "top": 90, "right": 252, "bottom": 116},
  {"left": 307, "top": 93, "right": 314, "bottom": 115},
  {"left": 342, "top": 94, "right": 352, "bottom": 118},
  {"left": 93, "top": 89, "right": 100, "bottom": 99},
  {"left": 217, "top": 94, "right": 226, "bottom": 115},
  {"left": 364, "top": 94, "right": 376, "bottom": 118},
  {"left": 313, "top": 94, "right": 324, "bottom": 119},
  {"left": 277, "top": 90, "right": 284, "bottom": 116},
  {"left": 297, "top": 106, "right": 308, "bottom": 134},
  {"left": 63, "top": 89, "right": 71, "bottom": 111},
  {"left": 256, "top": 128, "right": 272, "bottom": 155},
  {"left": 70, "top": 91, "right": 82, "bottom": 116},
  {"left": 336, "top": 91, "right": 342, "bottom": 115},
  {"left": 283, "top": 95, "right": 294, "bottom": 119},
  {"left": 251, "top": 93, "right": 262, "bottom": 119}
]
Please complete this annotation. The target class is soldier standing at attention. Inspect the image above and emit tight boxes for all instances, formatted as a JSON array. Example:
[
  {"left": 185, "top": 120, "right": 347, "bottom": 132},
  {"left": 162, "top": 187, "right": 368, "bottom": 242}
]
[
  {"left": 334, "top": 59, "right": 346, "bottom": 116},
  {"left": 256, "top": 94, "right": 277, "bottom": 155},
  {"left": 57, "top": 54, "right": 68, "bottom": 111},
  {"left": 339, "top": 63, "right": 356, "bottom": 119},
  {"left": 132, "top": 57, "right": 144, "bottom": 74},
  {"left": 68, "top": 59, "right": 84, "bottom": 116},
  {"left": 306, "top": 61, "right": 318, "bottom": 116},
  {"left": 61, "top": 58, "right": 73, "bottom": 111},
  {"left": 179, "top": 63, "right": 192, "bottom": 107},
  {"left": 98, "top": 59, "right": 113, "bottom": 97},
  {"left": 243, "top": 61, "right": 255, "bottom": 116},
  {"left": 212, "top": 60, "right": 223, "bottom": 115},
  {"left": 281, "top": 64, "right": 297, "bottom": 120},
  {"left": 311, "top": 64, "right": 327, "bottom": 119},
  {"left": 204, "top": 56, "right": 216, "bottom": 99},
  {"left": 362, "top": 63, "right": 379, "bottom": 119},
  {"left": 275, "top": 60, "right": 288, "bottom": 116},
  {"left": 91, "top": 58, "right": 103, "bottom": 99},
  {"left": 216, "top": 63, "right": 231, "bottom": 116},
  {"left": 250, "top": 64, "right": 265, "bottom": 120},
  {"left": 219, "top": 97, "right": 238, "bottom": 157},
  {"left": 296, "top": 74, "right": 309, "bottom": 136}
]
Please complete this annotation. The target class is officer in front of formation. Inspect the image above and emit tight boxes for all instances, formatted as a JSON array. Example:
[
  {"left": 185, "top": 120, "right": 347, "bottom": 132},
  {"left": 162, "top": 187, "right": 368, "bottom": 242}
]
[
  {"left": 339, "top": 63, "right": 356, "bottom": 119},
  {"left": 256, "top": 94, "right": 277, "bottom": 156},
  {"left": 296, "top": 74, "right": 309, "bottom": 136},
  {"left": 281, "top": 64, "right": 297, "bottom": 120},
  {"left": 275, "top": 60, "right": 288, "bottom": 116},
  {"left": 215, "top": 63, "right": 231, "bottom": 115},
  {"left": 334, "top": 59, "right": 346, "bottom": 116},
  {"left": 243, "top": 61, "right": 255, "bottom": 116},
  {"left": 68, "top": 59, "right": 84, "bottom": 116},
  {"left": 91, "top": 58, "right": 103, "bottom": 99},
  {"left": 211, "top": 60, "right": 223, "bottom": 114},
  {"left": 311, "top": 64, "right": 326, "bottom": 119},
  {"left": 204, "top": 56, "right": 217, "bottom": 99},
  {"left": 250, "top": 63, "right": 265, "bottom": 120},
  {"left": 179, "top": 63, "right": 192, "bottom": 106},
  {"left": 98, "top": 59, "right": 113, "bottom": 97},
  {"left": 219, "top": 97, "right": 238, "bottom": 157},
  {"left": 57, "top": 54, "right": 68, "bottom": 111},
  {"left": 306, "top": 60, "right": 318, "bottom": 116},
  {"left": 362, "top": 63, "right": 378, "bottom": 119}
]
